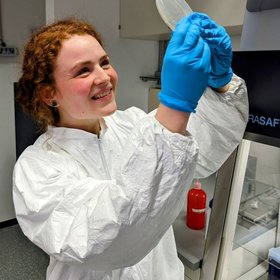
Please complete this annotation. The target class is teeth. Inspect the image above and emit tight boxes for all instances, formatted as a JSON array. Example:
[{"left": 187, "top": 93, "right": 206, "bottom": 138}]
[{"left": 93, "top": 90, "right": 111, "bottom": 100}]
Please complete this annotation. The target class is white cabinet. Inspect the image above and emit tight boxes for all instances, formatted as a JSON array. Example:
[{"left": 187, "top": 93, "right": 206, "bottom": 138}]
[
  {"left": 120, "top": 0, "right": 247, "bottom": 40},
  {"left": 119, "top": 0, "right": 171, "bottom": 40},
  {"left": 187, "top": 0, "right": 247, "bottom": 35}
]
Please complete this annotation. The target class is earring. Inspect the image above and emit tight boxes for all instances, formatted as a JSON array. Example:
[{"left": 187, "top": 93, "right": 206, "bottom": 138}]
[{"left": 48, "top": 100, "right": 59, "bottom": 108}]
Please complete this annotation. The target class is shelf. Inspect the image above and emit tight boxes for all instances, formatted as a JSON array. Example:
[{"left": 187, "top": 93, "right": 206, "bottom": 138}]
[
  {"left": 235, "top": 261, "right": 268, "bottom": 280},
  {"left": 173, "top": 210, "right": 206, "bottom": 270},
  {"left": 234, "top": 181, "right": 280, "bottom": 248}
]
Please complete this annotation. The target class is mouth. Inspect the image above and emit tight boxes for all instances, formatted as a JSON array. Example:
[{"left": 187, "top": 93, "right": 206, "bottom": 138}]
[{"left": 91, "top": 88, "right": 112, "bottom": 100}]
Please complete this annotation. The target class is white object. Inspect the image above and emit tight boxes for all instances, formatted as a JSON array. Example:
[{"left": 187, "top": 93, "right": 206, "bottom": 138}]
[
  {"left": 13, "top": 107, "right": 197, "bottom": 280},
  {"left": 188, "top": 74, "right": 249, "bottom": 178},
  {"left": 269, "top": 247, "right": 280, "bottom": 263},
  {"left": 215, "top": 139, "right": 251, "bottom": 279},
  {"left": 156, "top": 0, "right": 193, "bottom": 30},
  {"left": 205, "top": 206, "right": 211, "bottom": 238}
]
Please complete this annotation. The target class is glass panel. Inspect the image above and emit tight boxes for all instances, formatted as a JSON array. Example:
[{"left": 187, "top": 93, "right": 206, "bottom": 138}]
[{"left": 228, "top": 141, "right": 280, "bottom": 280}]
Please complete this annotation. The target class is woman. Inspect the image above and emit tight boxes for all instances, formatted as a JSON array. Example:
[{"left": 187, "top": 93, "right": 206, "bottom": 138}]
[{"left": 13, "top": 13, "right": 248, "bottom": 280}]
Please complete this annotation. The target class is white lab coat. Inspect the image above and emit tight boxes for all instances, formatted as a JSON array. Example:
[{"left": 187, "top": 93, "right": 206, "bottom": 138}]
[{"left": 13, "top": 74, "right": 248, "bottom": 280}]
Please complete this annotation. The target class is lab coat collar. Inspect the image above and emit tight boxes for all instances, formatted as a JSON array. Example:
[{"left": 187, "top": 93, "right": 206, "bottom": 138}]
[{"left": 46, "top": 118, "right": 108, "bottom": 140}]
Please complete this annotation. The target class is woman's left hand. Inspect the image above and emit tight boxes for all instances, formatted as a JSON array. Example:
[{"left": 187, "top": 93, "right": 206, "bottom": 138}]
[{"left": 201, "top": 16, "right": 233, "bottom": 89}]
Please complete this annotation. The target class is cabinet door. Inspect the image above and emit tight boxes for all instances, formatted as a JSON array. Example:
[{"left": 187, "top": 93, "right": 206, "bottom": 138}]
[{"left": 119, "top": 0, "right": 171, "bottom": 40}]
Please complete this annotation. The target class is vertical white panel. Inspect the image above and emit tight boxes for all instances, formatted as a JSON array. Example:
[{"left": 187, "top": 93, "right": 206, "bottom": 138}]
[
  {"left": 215, "top": 140, "right": 251, "bottom": 280},
  {"left": 0, "top": 64, "right": 17, "bottom": 222},
  {"left": 0, "top": 0, "right": 45, "bottom": 222},
  {"left": 46, "top": 0, "right": 55, "bottom": 24},
  {"left": 240, "top": 8, "right": 280, "bottom": 50}
]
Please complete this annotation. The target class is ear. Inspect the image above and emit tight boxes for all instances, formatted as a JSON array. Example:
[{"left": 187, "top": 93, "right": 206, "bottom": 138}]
[{"left": 39, "top": 84, "right": 56, "bottom": 106}]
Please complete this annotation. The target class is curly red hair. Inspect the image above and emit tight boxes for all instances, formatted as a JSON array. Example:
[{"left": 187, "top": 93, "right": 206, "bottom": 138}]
[{"left": 16, "top": 18, "right": 103, "bottom": 132}]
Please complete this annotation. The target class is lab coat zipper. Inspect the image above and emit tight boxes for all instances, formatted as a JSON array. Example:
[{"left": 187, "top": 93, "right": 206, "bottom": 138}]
[{"left": 98, "top": 137, "right": 112, "bottom": 180}]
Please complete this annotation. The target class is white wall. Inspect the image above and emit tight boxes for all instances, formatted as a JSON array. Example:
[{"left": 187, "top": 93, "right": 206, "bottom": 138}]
[
  {"left": 231, "top": 35, "right": 241, "bottom": 51},
  {"left": 0, "top": 64, "right": 17, "bottom": 221},
  {"left": 0, "top": 0, "right": 45, "bottom": 222}
]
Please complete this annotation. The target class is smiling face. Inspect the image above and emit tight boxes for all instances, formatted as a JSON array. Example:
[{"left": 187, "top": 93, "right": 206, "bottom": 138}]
[{"left": 53, "top": 34, "right": 118, "bottom": 132}]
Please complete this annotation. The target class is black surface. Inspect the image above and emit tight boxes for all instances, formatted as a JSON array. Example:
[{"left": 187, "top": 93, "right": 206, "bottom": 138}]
[
  {"left": 0, "top": 218, "right": 18, "bottom": 229},
  {"left": 232, "top": 51, "right": 280, "bottom": 141},
  {"left": 14, "top": 83, "right": 42, "bottom": 159},
  {"left": 246, "top": 0, "right": 280, "bottom": 12}
]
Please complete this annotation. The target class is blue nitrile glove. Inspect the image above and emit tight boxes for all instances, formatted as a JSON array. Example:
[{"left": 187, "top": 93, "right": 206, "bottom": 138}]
[
  {"left": 158, "top": 13, "right": 211, "bottom": 113},
  {"left": 201, "top": 18, "right": 233, "bottom": 89}
]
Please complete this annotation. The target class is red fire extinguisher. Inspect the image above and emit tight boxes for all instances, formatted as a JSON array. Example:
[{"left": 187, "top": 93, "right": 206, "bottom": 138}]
[{"left": 186, "top": 180, "right": 207, "bottom": 230}]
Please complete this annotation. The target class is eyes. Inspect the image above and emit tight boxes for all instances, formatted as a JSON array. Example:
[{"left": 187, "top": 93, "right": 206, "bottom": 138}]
[
  {"left": 75, "top": 57, "right": 111, "bottom": 77},
  {"left": 76, "top": 66, "right": 91, "bottom": 76},
  {"left": 100, "top": 58, "right": 110, "bottom": 69}
]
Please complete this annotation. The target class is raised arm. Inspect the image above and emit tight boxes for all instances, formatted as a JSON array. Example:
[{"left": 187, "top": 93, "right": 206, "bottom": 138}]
[{"left": 155, "top": 13, "right": 211, "bottom": 135}]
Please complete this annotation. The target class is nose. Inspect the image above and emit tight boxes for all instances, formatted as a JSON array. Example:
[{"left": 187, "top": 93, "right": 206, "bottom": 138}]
[{"left": 93, "top": 66, "right": 110, "bottom": 85}]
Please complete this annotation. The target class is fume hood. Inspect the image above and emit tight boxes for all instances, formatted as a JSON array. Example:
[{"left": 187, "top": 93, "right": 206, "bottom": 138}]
[{"left": 172, "top": 49, "right": 280, "bottom": 280}]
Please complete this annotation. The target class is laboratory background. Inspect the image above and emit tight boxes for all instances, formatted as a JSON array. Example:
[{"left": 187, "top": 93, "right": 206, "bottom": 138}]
[{"left": 0, "top": 0, "right": 280, "bottom": 279}]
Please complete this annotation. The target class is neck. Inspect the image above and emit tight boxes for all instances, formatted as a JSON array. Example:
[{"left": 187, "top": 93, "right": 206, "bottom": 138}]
[{"left": 57, "top": 119, "right": 101, "bottom": 135}]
